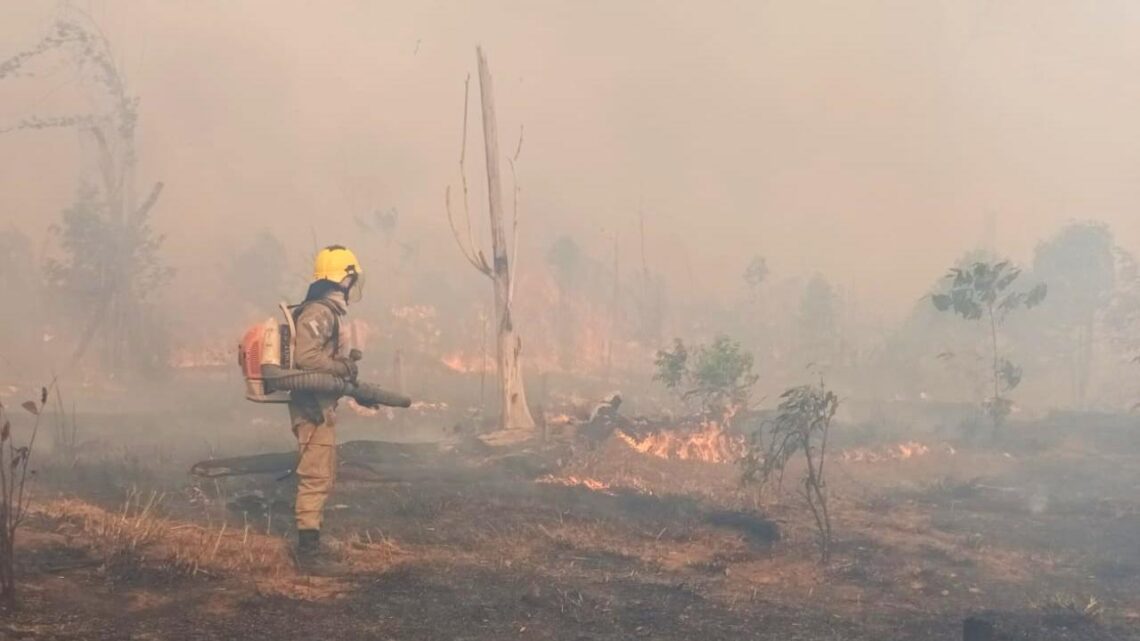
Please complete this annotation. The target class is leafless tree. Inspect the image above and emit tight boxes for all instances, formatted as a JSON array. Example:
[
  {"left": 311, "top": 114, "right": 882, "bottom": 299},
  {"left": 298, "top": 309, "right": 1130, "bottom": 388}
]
[
  {"left": 0, "top": 10, "right": 167, "bottom": 373},
  {"left": 445, "top": 47, "right": 535, "bottom": 432}
]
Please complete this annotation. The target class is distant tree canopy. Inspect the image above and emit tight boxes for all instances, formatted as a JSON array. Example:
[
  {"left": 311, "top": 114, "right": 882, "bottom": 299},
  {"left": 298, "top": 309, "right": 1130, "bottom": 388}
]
[
  {"left": 1106, "top": 248, "right": 1140, "bottom": 359},
  {"left": 0, "top": 227, "right": 41, "bottom": 363},
  {"left": 743, "top": 255, "right": 769, "bottom": 294},
  {"left": 45, "top": 185, "right": 171, "bottom": 312},
  {"left": 229, "top": 230, "right": 288, "bottom": 309},
  {"left": 352, "top": 207, "right": 399, "bottom": 244},
  {"left": 877, "top": 247, "right": 1001, "bottom": 398},
  {"left": 797, "top": 274, "right": 838, "bottom": 367},
  {"left": 546, "top": 235, "right": 583, "bottom": 292},
  {"left": 0, "top": 226, "right": 37, "bottom": 296},
  {"left": 1032, "top": 222, "right": 1115, "bottom": 323},
  {"left": 1030, "top": 222, "right": 1116, "bottom": 405},
  {"left": 42, "top": 183, "right": 172, "bottom": 372},
  {"left": 799, "top": 275, "right": 835, "bottom": 326}
]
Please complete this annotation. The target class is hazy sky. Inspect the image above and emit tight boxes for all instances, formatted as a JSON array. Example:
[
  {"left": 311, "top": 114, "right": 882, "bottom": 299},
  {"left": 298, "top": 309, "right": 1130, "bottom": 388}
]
[{"left": 3, "top": 0, "right": 1140, "bottom": 319}]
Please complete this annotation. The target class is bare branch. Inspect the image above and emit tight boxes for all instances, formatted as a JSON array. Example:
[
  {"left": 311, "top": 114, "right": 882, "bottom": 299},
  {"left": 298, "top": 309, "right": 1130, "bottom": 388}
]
[
  {"left": 0, "top": 113, "right": 100, "bottom": 135},
  {"left": 459, "top": 74, "right": 477, "bottom": 252},
  {"left": 0, "top": 23, "right": 82, "bottom": 80},
  {"left": 506, "top": 125, "right": 524, "bottom": 307},
  {"left": 512, "top": 123, "right": 524, "bottom": 161},
  {"left": 446, "top": 185, "right": 491, "bottom": 276},
  {"left": 87, "top": 125, "right": 118, "bottom": 204},
  {"left": 129, "top": 181, "right": 164, "bottom": 226},
  {"left": 445, "top": 74, "right": 492, "bottom": 277}
]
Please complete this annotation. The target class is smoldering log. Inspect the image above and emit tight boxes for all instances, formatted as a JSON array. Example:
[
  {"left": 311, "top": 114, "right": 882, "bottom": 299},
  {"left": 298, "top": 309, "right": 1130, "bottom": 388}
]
[{"left": 189, "top": 439, "right": 556, "bottom": 483}]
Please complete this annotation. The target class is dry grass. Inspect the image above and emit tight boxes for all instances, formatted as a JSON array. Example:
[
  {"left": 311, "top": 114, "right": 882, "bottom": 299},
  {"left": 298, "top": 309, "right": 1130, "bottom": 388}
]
[
  {"left": 1035, "top": 593, "right": 1106, "bottom": 626},
  {"left": 34, "top": 493, "right": 294, "bottom": 582}
]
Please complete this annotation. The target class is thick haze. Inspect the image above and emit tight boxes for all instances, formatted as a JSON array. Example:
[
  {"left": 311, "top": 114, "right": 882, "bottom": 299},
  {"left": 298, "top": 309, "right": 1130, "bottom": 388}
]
[{"left": 3, "top": 0, "right": 1140, "bottom": 321}]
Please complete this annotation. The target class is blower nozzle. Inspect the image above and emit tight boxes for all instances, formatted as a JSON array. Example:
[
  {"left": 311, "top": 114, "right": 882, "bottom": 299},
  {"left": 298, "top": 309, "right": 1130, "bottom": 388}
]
[{"left": 261, "top": 366, "right": 411, "bottom": 408}]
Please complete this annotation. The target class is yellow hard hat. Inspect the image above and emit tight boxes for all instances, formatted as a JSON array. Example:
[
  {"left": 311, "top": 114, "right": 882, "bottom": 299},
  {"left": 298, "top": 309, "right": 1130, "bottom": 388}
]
[{"left": 312, "top": 245, "right": 365, "bottom": 301}]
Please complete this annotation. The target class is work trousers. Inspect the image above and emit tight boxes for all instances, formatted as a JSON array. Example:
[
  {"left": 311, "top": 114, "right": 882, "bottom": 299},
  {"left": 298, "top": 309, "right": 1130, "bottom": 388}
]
[{"left": 289, "top": 402, "right": 337, "bottom": 531}]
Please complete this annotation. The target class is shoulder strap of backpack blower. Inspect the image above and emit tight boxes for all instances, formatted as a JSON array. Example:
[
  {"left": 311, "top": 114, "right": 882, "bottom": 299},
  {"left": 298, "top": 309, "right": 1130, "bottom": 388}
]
[{"left": 289, "top": 298, "right": 342, "bottom": 352}]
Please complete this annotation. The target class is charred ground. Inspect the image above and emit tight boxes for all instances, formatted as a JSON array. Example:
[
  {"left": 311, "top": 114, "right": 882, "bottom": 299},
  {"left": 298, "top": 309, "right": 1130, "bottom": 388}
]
[{"left": 1, "top": 387, "right": 1137, "bottom": 641}]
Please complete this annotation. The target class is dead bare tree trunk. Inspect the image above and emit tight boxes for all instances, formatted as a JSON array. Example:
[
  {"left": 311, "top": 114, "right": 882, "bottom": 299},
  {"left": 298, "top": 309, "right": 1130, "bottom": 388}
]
[
  {"left": 446, "top": 48, "right": 535, "bottom": 434},
  {"left": 476, "top": 46, "right": 535, "bottom": 431}
]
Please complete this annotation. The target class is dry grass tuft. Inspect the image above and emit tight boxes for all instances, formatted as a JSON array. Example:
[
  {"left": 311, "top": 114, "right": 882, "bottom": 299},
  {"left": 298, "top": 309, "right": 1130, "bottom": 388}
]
[
  {"left": 35, "top": 493, "right": 293, "bottom": 581},
  {"left": 1034, "top": 593, "right": 1105, "bottom": 626}
]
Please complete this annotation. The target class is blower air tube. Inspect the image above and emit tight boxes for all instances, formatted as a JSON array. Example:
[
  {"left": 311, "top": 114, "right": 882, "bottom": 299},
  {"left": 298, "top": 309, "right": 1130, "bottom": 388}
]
[{"left": 261, "top": 365, "right": 412, "bottom": 408}]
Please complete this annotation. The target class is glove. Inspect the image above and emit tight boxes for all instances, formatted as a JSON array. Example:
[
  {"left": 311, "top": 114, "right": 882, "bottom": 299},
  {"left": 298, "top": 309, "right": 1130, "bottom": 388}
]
[
  {"left": 348, "top": 348, "right": 363, "bottom": 362},
  {"left": 333, "top": 357, "right": 359, "bottom": 384}
]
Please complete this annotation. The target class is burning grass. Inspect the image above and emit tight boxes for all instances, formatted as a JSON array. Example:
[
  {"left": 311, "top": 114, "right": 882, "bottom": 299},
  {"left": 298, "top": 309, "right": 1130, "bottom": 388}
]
[
  {"left": 440, "top": 352, "right": 490, "bottom": 374},
  {"left": 615, "top": 420, "right": 745, "bottom": 464},
  {"left": 535, "top": 475, "right": 613, "bottom": 493},
  {"left": 839, "top": 441, "right": 956, "bottom": 464}
]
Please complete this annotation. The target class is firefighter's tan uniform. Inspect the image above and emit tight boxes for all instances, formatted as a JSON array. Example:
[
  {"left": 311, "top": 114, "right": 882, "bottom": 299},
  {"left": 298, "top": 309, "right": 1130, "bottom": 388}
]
[{"left": 289, "top": 292, "right": 348, "bottom": 531}]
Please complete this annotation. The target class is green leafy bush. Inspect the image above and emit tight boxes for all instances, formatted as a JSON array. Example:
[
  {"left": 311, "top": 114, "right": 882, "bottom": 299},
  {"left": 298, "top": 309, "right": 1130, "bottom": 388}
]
[{"left": 654, "top": 335, "right": 758, "bottom": 416}]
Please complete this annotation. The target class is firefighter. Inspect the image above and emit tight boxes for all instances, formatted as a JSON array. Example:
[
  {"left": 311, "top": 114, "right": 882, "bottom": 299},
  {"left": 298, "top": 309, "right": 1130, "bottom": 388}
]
[{"left": 290, "top": 245, "right": 364, "bottom": 567}]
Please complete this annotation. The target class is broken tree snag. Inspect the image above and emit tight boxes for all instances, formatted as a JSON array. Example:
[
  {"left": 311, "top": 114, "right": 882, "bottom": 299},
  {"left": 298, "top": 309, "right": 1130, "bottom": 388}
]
[{"left": 476, "top": 45, "right": 535, "bottom": 432}]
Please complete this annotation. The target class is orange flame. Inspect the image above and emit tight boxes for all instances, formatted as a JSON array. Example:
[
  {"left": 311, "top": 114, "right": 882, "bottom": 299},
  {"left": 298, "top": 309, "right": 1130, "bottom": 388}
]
[
  {"left": 536, "top": 475, "right": 613, "bottom": 493},
  {"left": 839, "top": 441, "right": 955, "bottom": 463},
  {"left": 440, "top": 352, "right": 489, "bottom": 374},
  {"left": 616, "top": 420, "right": 745, "bottom": 463}
]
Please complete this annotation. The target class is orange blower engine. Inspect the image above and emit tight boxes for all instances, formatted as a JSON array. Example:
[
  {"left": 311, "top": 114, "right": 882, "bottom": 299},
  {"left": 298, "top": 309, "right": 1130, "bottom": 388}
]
[
  {"left": 237, "top": 303, "right": 296, "bottom": 403},
  {"left": 237, "top": 303, "right": 411, "bottom": 408}
]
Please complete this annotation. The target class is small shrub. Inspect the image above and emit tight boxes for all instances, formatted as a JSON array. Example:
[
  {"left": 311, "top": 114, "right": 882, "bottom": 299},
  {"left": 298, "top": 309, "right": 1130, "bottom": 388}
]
[
  {"left": 931, "top": 261, "right": 1046, "bottom": 432},
  {"left": 741, "top": 380, "right": 839, "bottom": 563},
  {"left": 0, "top": 385, "right": 48, "bottom": 605}
]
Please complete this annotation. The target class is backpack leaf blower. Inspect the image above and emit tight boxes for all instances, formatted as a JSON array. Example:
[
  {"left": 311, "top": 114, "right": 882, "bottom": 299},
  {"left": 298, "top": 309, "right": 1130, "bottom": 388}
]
[{"left": 237, "top": 303, "right": 411, "bottom": 408}]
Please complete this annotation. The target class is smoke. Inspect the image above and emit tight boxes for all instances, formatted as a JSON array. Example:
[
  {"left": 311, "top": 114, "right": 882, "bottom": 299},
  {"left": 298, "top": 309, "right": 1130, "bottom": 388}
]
[{"left": 1, "top": 1, "right": 1139, "bottom": 411}]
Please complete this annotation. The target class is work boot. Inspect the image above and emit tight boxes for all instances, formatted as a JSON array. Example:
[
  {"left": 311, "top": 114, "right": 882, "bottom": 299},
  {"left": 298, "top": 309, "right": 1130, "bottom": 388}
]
[
  {"left": 297, "top": 529, "right": 320, "bottom": 555},
  {"left": 294, "top": 529, "right": 348, "bottom": 577}
]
